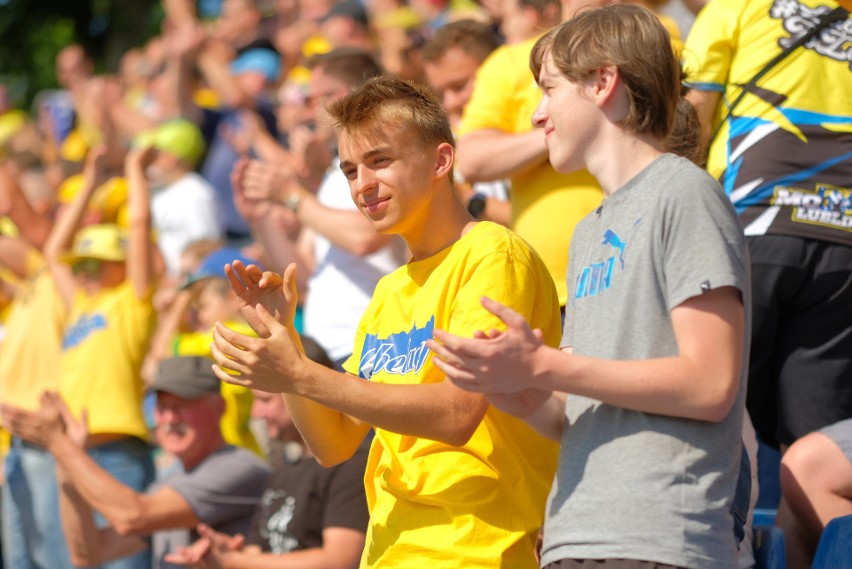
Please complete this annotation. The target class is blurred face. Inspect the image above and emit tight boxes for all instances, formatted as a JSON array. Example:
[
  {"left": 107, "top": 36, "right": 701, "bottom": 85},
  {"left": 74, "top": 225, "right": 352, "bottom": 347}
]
[
  {"left": 561, "top": 0, "right": 611, "bottom": 21},
  {"left": 154, "top": 392, "right": 221, "bottom": 460},
  {"left": 501, "top": 0, "right": 536, "bottom": 44},
  {"left": 338, "top": 123, "right": 450, "bottom": 240},
  {"left": 56, "top": 46, "right": 91, "bottom": 89},
  {"left": 251, "top": 391, "right": 292, "bottom": 440},
  {"left": 72, "top": 259, "right": 125, "bottom": 295},
  {"left": 305, "top": 67, "right": 349, "bottom": 128},
  {"left": 424, "top": 47, "right": 481, "bottom": 129},
  {"left": 194, "top": 281, "right": 236, "bottom": 329}
]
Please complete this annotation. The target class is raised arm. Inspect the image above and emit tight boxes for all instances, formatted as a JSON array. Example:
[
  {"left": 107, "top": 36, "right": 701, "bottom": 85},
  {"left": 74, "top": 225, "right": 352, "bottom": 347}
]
[
  {"left": 124, "top": 145, "right": 159, "bottom": 299},
  {"left": 0, "top": 162, "right": 52, "bottom": 249}
]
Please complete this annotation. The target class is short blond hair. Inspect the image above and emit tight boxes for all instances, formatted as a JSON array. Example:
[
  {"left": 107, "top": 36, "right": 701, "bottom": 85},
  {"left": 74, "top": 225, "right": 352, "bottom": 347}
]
[
  {"left": 530, "top": 4, "right": 679, "bottom": 139},
  {"left": 327, "top": 75, "right": 455, "bottom": 149}
]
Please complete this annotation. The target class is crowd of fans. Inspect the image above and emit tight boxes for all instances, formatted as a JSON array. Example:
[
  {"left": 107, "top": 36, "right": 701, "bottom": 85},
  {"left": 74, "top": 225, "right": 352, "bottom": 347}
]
[{"left": 0, "top": 0, "right": 849, "bottom": 568}]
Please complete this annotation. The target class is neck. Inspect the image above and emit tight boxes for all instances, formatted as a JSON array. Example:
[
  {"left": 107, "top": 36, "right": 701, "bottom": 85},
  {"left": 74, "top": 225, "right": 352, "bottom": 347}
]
[
  {"left": 403, "top": 182, "right": 475, "bottom": 261},
  {"left": 586, "top": 129, "right": 664, "bottom": 198},
  {"left": 180, "top": 436, "right": 226, "bottom": 471}
]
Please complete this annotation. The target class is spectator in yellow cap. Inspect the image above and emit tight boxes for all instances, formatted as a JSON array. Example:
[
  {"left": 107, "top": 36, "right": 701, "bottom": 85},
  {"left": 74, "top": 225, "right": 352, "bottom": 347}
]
[{"left": 34, "top": 143, "right": 162, "bottom": 569}]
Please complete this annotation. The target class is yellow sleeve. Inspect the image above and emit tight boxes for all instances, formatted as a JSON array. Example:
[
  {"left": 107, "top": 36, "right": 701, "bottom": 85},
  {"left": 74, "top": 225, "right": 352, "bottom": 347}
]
[
  {"left": 682, "top": 0, "right": 742, "bottom": 89},
  {"left": 457, "top": 42, "right": 533, "bottom": 136}
]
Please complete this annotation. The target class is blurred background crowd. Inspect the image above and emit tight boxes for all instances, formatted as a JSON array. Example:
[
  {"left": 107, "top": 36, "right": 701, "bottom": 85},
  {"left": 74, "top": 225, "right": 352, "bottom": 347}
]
[{"left": 0, "top": 0, "right": 849, "bottom": 568}]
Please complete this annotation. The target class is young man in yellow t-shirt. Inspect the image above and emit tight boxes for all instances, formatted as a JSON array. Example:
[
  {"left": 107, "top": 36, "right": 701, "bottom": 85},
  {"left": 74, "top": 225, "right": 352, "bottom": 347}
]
[{"left": 209, "top": 76, "right": 561, "bottom": 568}]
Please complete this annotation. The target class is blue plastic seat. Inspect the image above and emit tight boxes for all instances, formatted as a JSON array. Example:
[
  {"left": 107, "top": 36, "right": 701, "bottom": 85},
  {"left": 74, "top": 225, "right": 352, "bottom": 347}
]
[
  {"left": 811, "top": 514, "right": 852, "bottom": 569},
  {"left": 754, "top": 525, "right": 786, "bottom": 569}
]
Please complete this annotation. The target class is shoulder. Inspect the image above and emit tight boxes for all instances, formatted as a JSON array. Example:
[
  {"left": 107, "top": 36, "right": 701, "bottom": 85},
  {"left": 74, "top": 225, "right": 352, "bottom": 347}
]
[
  {"left": 478, "top": 38, "right": 537, "bottom": 78},
  {"left": 197, "top": 445, "right": 271, "bottom": 477}
]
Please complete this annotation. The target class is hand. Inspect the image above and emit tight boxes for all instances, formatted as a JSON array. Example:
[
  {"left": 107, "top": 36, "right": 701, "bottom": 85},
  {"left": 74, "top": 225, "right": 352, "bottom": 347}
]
[
  {"left": 83, "top": 145, "right": 109, "bottom": 187},
  {"left": 224, "top": 260, "right": 298, "bottom": 336},
  {"left": 241, "top": 159, "right": 299, "bottom": 204},
  {"left": 426, "top": 296, "right": 548, "bottom": 394},
  {"left": 0, "top": 391, "right": 79, "bottom": 449},
  {"left": 125, "top": 143, "right": 158, "bottom": 171},
  {"left": 210, "top": 302, "right": 307, "bottom": 394},
  {"left": 163, "top": 523, "right": 244, "bottom": 568},
  {"left": 44, "top": 391, "right": 90, "bottom": 448},
  {"left": 231, "top": 157, "right": 273, "bottom": 222},
  {"left": 288, "top": 124, "right": 333, "bottom": 184}
]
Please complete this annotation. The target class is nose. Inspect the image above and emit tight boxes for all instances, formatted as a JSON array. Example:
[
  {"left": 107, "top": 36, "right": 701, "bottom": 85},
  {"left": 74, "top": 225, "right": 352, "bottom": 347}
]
[
  {"left": 531, "top": 94, "right": 549, "bottom": 128},
  {"left": 352, "top": 164, "right": 378, "bottom": 196}
]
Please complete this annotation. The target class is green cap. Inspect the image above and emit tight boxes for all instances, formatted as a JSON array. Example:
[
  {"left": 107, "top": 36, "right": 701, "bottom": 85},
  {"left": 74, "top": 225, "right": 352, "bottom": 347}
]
[{"left": 134, "top": 119, "right": 205, "bottom": 166}]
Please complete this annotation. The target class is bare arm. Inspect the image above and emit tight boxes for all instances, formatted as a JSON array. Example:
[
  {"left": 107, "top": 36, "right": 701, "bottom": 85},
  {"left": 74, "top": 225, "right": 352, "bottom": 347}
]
[
  {"left": 232, "top": 159, "right": 311, "bottom": 294},
  {"left": 685, "top": 89, "right": 722, "bottom": 153},
  {"left": 52, "top": 433, "right": 199, "bottom": 535},
  {"left": 208, "top": 264, "right": 488, "bottom": 465},
  {"left": 0, "top": 162, "right": 52, "bottom": 249},
  {"left": 57, "top": 468, "right": 149, "bottom": 567},
  {"left": 238, "top": 158, "right": 395, "bottom": 258},
  {"left": 432, "top": 287, "right": 745, "bottom": 423},
  {"left": 211, "top": 311, "right": 489, "bottom": 465},
  {"left": 455, "top": 129, "right": 549, "bottom": 183},
  {"left": 124, "top": 146, "right": 159, "bottom": 299},
  {"left": 292, "top": 188, "right": 396, "bottom": 257}
]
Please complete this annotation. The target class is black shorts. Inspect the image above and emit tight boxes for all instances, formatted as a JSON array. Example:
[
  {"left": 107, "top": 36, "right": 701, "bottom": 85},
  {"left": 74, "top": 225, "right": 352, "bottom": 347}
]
[{"left": 746, "top": 235, "right": 852, "bottom": 449}]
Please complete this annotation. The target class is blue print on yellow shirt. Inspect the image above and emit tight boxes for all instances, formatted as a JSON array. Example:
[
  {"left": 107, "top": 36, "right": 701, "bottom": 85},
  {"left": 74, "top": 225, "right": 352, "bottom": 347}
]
[
  {"left": 63, "top": 313, "right": 108, "bottom": 350},
  {"left": 358, "top": 316, "right": 434, "bottom": 380}
]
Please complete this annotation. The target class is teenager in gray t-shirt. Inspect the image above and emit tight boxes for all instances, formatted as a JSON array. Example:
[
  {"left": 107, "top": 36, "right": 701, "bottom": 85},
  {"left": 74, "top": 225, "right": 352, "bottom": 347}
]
[
  {"left": 429, "top": 6, "right": 751, "bottom": 569},
  {"left": 546, "top": 152, "right": 749, "bottom": 569}
]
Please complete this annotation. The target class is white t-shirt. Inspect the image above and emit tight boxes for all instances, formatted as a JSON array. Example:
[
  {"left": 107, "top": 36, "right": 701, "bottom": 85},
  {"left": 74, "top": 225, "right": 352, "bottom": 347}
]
[
  {"left": 303, "top": 163, "right": 406, "bottom": 361},
  {"left": 150, "top": 172, "right": 222, "bottom": 276}
]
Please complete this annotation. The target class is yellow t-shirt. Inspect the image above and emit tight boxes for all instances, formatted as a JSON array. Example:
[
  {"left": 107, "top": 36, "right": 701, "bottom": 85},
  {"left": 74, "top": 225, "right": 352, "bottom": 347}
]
[
  {"left": 343, "top": 222, "right": 561, "bottom": 569},
  {"left": 458, "top": 38, "right": 603, "bottom": 306},
  {"left": 171, "top": 322, "right": 262, "bottom": 456},
  {"left": 0, "top": 257, "right": 68, "bottom": 410},
  {"left": 683, "top": 0, "right": 852, "bottom": 244},
  {"left": 59, "top": 281, "right": 155, "bottom": 440}
]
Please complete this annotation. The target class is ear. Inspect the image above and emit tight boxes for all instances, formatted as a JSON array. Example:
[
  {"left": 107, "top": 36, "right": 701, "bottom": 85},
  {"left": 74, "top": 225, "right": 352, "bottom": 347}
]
[
  {"left": 434, "top": 142, "right": 455, "bottom": 179},
  {"left": 591, "top": 65, "right": 621, "bottom": 108}
]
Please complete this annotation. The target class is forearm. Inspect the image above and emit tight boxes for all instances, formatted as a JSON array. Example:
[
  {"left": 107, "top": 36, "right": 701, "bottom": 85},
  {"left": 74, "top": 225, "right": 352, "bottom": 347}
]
[
  {"left": 50, "top": 435, "right": 148, "bottom": 534},
  {"left": 197, "top": 51, "right": 250, "bottom": 109},
  {"left": 58, "top": 468, "right": 147, "bottom": 567},
  {"left": 125, "top": 159, "right": 155, "bottom": 297},
  {"left": 297, "top": 195, "right": 392, "bottom": 257},
  {"left": 519, "top": 392, "right": 566, "bottom": 442},
  {"left": 456, "top": 129, "right": 548, "bottom": 183},
  {"left": 289, "top": 360, "right": 488, "bottom": 458},
  {"left": 535, "top": 348, "right": 740, "bottom": 422},
  {"left": 251, "top": 216, "right": 310, "bottom": 295},
  {"left": 43, "top": 173, "right": 98, "bottom": 261}
]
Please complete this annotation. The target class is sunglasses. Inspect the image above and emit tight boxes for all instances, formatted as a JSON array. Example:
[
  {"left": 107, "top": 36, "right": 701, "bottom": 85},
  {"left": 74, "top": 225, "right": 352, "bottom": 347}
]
[{"left": 71, "top": 258, "right": 102, "bottom": 276}]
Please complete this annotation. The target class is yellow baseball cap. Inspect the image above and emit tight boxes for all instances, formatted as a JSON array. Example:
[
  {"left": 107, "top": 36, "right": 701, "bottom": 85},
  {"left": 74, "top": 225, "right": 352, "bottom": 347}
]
[
  {"left": 134, "top": 119, "right": 206, "bottom": 166},
  {"left": 0, "top": 110, "right": 27, "bottom": 146},
  {"left": 61, "top": 223, "right": 127, "bottom": 265}
]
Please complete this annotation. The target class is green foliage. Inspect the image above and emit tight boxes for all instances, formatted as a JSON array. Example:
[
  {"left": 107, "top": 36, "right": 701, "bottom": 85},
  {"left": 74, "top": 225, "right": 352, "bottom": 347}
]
[{"left": 0, "top": 0, "right": 161, "bottom": 109}]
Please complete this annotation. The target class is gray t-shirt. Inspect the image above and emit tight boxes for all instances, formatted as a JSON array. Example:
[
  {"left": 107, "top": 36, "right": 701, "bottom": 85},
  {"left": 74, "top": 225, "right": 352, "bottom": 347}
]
[
  {"left": 543, "top": 154, "right": 750, "bottom": 569},
  {"left": 151, "top": 445, "right": 271, "bottom": 569}
]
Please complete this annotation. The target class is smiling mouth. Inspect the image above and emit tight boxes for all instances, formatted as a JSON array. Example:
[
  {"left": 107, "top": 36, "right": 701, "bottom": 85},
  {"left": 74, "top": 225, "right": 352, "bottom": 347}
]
[{"left": 363, "top": 196, "right": 390, "bottom": 214}]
